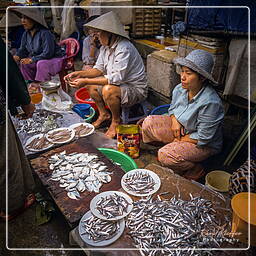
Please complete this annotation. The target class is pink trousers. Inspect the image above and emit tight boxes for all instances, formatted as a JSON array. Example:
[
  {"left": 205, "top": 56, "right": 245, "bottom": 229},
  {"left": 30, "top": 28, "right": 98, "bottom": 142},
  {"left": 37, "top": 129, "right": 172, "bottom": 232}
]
[{"left": 141, "top": 115, "right": 214, "bottom": 173}]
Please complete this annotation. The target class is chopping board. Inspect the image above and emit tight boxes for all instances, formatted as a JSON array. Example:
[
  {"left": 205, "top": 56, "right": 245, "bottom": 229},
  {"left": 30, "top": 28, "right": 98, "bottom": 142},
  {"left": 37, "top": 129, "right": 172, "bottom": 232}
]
[{"left": 30, "top": 138, "right": 125, "bottom": 227}]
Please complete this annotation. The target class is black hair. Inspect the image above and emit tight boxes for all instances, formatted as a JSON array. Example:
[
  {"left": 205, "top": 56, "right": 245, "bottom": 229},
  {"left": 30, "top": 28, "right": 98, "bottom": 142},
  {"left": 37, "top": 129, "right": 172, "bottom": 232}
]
[{"left": 86, "top": 15, "right": 100, "bottom": 23}]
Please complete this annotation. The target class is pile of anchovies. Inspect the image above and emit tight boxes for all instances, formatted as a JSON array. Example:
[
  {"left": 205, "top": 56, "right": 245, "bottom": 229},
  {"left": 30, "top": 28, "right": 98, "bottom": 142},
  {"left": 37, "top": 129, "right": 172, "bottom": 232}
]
[
  {"left": 96, "top": 193, "right": 131, "bottom": 219},
  {"left": 81, "top": 214, "right": 120, "bottom": 242},
  {"left": 48, "top": 151, "right": 112, "bottom": 200},
  {"left": 126, "top": 195, "right": 237, "bottom": 256},
  {"left": 123, "top": 171, "right": 156, "bottom": 194},
  {"left": 16, "top": 109, "right": 60, "bottom": 134}
]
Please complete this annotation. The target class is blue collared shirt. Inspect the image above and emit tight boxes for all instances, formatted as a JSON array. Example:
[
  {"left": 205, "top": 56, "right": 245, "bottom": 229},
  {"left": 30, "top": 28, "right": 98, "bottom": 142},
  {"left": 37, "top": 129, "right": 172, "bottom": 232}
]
[
  {"left": 17, "top": 28, "right": 65, "bottom": 63},
  {"left": 168, "top": 83, "right": 224, "bottom": 152}
]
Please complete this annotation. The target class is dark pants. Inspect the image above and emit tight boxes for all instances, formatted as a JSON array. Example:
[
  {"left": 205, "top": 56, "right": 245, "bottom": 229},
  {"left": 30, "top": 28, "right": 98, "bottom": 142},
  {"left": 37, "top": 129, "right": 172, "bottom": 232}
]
[{"left": 0, "top": 117, "right": 35, "bottom": 213}]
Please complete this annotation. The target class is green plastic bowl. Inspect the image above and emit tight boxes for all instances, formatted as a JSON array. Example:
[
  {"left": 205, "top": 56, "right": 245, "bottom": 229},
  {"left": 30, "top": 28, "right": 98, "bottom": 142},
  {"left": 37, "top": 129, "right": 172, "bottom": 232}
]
[
  {"left": 84, "top": 107, "right": 96, "bottom": 123},
  {"left": 97, "top": 148, "right": 138, "bottom": 172}
]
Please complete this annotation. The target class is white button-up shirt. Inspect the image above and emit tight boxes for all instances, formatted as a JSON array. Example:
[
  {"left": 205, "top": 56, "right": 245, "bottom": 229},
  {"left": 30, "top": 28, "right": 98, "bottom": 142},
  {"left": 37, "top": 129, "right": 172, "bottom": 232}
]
[{"left": 94, "top": 37, "right": 147, "bottom": 96}]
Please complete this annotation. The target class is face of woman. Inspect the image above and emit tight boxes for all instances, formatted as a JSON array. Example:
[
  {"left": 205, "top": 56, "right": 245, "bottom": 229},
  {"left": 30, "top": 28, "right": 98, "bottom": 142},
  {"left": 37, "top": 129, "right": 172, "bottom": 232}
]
[
  {"left": 21, "top": 16, "right": 35, "bottom": 30},
  {"left": 180, "top": 66, "right": 204, "bottom": 92},
  {"left": 97, "top": 31, "right": 111, "bottom": 46}
]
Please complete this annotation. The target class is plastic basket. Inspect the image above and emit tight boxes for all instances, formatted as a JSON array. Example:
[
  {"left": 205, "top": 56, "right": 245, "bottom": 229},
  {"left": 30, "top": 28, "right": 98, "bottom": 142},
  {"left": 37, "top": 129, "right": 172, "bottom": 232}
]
[
  {"left": 97, "top": 148, "right": 138, "bottom": 172},
  {"left": 205, "top": 170, "right": 231, "bottom": 192},
  {"left": 150, "top": 104, "right": 170, "bottom": 115}
]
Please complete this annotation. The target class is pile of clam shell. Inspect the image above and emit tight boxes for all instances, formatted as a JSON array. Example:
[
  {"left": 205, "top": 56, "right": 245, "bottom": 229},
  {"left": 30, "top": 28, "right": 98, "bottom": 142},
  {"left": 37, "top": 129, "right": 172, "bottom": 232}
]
[{"left": 48, "top": 151, "right": 112, "bottom": 200}]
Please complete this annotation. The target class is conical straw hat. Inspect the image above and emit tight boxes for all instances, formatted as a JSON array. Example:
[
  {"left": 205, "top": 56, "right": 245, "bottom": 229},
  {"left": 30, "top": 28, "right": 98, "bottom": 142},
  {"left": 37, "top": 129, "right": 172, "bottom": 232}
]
[
  {"left": 83, "top": 11, "right": 129, "bottom": 39},
  {"left": 9, "top": 7, "right": 48, "bottom": 29},
  {"left": 0, "top": 12, "right": 22, "bottom": 28}
]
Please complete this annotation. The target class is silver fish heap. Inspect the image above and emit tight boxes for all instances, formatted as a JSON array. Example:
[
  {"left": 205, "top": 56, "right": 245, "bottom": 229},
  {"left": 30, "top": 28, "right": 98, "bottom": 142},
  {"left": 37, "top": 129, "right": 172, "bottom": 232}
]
[
  {"left": 48, "top": 150, "right": 112, "bottom": 200},
  {"left": 16, "top": 109, "right": 60, "bottom": 134},
  {"left": 126, "top": 195, "right": 237, "bottom": 256},
  {"left": 123, "top": 171, "right": 156, "bottom": 194},
  {"left": 96, "top": 193, "right": 130, "bottom": 219},
  {"left": 81, "top": 214, "right": 120, "bottom": 242}
]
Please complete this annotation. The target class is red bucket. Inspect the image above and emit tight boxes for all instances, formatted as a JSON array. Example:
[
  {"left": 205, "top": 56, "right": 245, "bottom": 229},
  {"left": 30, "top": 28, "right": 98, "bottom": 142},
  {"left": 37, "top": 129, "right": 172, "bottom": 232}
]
[{"left": 75, "top": 87, "right": 97, "bottom": 110}]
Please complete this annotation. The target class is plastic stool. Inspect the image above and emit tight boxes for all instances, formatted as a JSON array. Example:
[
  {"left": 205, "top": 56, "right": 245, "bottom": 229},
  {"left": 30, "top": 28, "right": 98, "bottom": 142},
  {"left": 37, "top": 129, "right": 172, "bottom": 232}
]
[{"left": 121, "top": 100, "right": 152, "bottom": 124}]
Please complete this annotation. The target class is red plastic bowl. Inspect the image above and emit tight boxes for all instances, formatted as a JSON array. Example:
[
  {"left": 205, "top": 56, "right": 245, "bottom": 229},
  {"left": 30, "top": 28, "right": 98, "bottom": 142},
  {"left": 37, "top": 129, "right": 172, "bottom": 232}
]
[{"left": 75, "top": 87, "right": 97, "bottom": 110}]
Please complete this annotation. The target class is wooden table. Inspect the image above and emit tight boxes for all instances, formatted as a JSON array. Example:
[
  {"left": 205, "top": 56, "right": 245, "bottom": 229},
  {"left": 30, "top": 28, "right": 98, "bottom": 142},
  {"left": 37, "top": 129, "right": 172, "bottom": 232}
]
[
  {"left": 69, "top": 163, "right": 241, "bottom": 255},
  {"left": 30, "top": 137, "right": 125, "bottom": 227}
]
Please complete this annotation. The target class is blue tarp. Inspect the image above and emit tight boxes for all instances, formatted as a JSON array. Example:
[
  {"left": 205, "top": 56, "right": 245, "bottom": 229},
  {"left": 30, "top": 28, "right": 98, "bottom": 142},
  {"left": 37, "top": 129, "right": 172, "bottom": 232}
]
[{"left": 187, "top": 0, "right": 256, "bottom": 33}]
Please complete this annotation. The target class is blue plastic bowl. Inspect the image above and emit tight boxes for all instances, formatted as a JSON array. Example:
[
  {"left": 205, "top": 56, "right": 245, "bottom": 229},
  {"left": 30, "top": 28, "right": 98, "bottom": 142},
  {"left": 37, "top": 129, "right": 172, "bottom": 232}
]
[
  {"left": 72, "top": 103, "right": 91, "bottom": 118},
  {"left": 150, "top": 104, "right": 170, "bottom": 115}
]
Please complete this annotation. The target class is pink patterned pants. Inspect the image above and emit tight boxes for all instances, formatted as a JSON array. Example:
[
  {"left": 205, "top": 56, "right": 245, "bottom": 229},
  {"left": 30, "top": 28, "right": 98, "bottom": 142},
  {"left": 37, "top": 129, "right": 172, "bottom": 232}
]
[{"left": 141, "top": 115, "right": 214, "bottom": 173}]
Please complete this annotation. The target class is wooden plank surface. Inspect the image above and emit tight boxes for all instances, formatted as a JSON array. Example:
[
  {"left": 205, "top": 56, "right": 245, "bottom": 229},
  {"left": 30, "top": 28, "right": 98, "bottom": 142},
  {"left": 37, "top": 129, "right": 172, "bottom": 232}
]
[
  {"left": 30, "top": 138, "right": 125, "bottom": 227},
  {"left": 70, "top": 164, "right": 233, "bottom": 255}
]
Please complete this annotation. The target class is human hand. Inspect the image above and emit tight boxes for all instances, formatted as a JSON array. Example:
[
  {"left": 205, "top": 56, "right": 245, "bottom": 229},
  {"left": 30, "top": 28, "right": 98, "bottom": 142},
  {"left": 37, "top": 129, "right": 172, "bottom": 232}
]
[
  {"left": 171, "top": 115, "right": 185, "bottom": 139},
  {"left": 69, "top": 78, "right": 88, "bottom": 88},
  {"left": 64, "top": 71, "right": 82, "bottom": 83},
  {"left": 20, "top": 103, "right": 35, "bottom": 119},
  {"left": 20, "top": 58, "right": 33, "bottom": 64},
  {"left": 13, "top": 55, "right": 21, "bottom": 62}
]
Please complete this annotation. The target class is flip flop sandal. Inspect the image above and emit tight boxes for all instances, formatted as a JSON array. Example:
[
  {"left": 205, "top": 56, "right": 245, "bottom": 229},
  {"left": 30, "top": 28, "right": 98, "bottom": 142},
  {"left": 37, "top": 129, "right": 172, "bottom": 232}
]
[{"left": 0, "top": 193, "right": 36, "bottom": 222}]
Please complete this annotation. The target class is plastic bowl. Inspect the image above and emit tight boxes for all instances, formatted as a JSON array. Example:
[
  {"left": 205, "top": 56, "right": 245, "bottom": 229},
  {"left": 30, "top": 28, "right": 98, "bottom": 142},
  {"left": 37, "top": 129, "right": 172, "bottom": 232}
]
[
  {"left": 75, "top": 87, "right": 97, "bottom": 110},
  {"left": 205, "top": 170, "right": 231, "bottom": 192},
  {"left": 150, "top": 104, "right": 170, "bottom": 115},
  {"left": 97, "top": 148, "right": 138, "bottom": 172},
  {"left": 84, "top": 107, "right": 96, "bottom": 123},
  {"left": 231, "top": 192, "right": 256, "bottom": 245}
]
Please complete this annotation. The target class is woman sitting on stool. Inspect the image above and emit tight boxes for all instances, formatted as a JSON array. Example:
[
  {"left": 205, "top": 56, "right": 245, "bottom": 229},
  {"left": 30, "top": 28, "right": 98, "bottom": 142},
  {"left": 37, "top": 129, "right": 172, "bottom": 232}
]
[{"left": 11, "top": 8, "right": 65, "bottom": 86}]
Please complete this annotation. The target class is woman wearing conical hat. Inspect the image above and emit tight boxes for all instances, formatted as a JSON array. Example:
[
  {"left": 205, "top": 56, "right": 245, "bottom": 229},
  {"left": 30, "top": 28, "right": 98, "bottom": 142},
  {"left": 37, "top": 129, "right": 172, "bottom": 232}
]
[
  {"left": 65, "top": 11, "right": 147, "bottom": 138},
  {"left": 141, "top": 50, "right": 224, "bottom": 181},
  {"left": 10, "top": 8, "right": 65, "bottom": 84}
]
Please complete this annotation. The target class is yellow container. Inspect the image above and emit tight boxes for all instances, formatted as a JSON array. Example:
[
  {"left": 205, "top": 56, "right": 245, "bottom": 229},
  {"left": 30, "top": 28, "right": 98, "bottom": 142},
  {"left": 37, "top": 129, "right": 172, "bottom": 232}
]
[
  {"left": 231, "top": 192, "right": 256, "bottom": 245},
  {"left": 117, "top": 124, "right": 140, "bottom": 159},
  {"left": 205, "top": 170, "right": 231, "bottom": 192}
]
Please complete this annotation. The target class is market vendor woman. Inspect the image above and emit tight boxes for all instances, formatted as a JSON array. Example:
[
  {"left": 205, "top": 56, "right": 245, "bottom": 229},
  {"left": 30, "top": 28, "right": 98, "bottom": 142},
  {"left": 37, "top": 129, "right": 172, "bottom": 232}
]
[
  {"left": 64, "top": 11, "right": 147, "bottom": 138},
  {"left": 11, "top": 8, "right": 65, "bottom": 84},
  {"left": 141, "top": 50, "right": 224, "bottom": 180}
]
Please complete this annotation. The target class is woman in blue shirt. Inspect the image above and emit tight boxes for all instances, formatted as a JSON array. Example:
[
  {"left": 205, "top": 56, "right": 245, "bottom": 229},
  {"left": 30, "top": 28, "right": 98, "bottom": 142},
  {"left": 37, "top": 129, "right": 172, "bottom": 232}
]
[
  {"left": 141, "top": 50, "right": 224, "bottom": 180},
  {"left": 11, "top": 8, "right": 65, "bottom": 84}
]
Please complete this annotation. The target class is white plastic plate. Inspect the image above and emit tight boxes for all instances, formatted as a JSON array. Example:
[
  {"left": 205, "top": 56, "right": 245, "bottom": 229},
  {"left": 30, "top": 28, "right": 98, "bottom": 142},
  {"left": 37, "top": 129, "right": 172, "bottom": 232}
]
[
  {"left": 46, "top": 127, "right": 75, "bottom": 144},
  {"left": 90, "top": 191, "right": 133, "bottom": 221},
  {"left": 78, "top": 210, "right": 125, "bottom": 247},
  {"left": 121, "top": 169, "right": 161, "bottom": 197},
  {"left": 24, "top": 133, "right": 53, "bottom": 152},
  {"left": 69, "top": 122, "right": 95, "bottom": 138}
]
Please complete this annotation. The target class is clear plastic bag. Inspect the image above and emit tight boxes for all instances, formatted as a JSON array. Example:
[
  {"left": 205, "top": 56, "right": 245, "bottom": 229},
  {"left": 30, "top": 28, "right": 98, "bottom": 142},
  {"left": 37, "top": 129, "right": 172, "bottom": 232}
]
[{"left": 41, "top": 87, "right": 73, "bottom": 113}]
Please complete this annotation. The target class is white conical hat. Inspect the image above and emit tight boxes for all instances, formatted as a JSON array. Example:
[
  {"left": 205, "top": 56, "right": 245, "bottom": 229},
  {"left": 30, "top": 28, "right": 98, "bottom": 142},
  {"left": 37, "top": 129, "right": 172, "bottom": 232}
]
[
  {"left": 83, "top": 11, "right": 129, "bottom": 39},
  {"left": 9, "top": 7, "right": 48, "bottom": 29},
  {"left": 0, "top": 12, "right": 21, "bottom": 28}
]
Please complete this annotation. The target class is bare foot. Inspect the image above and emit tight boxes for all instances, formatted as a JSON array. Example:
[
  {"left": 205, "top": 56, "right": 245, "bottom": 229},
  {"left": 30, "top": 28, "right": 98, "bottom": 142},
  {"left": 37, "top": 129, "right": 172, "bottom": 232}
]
[
  {"left": 105, "top": 121, "right": 120, "bottom": 138},
  {"left": 92, "top": 113, "right": 111, "bottom": 128}
]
